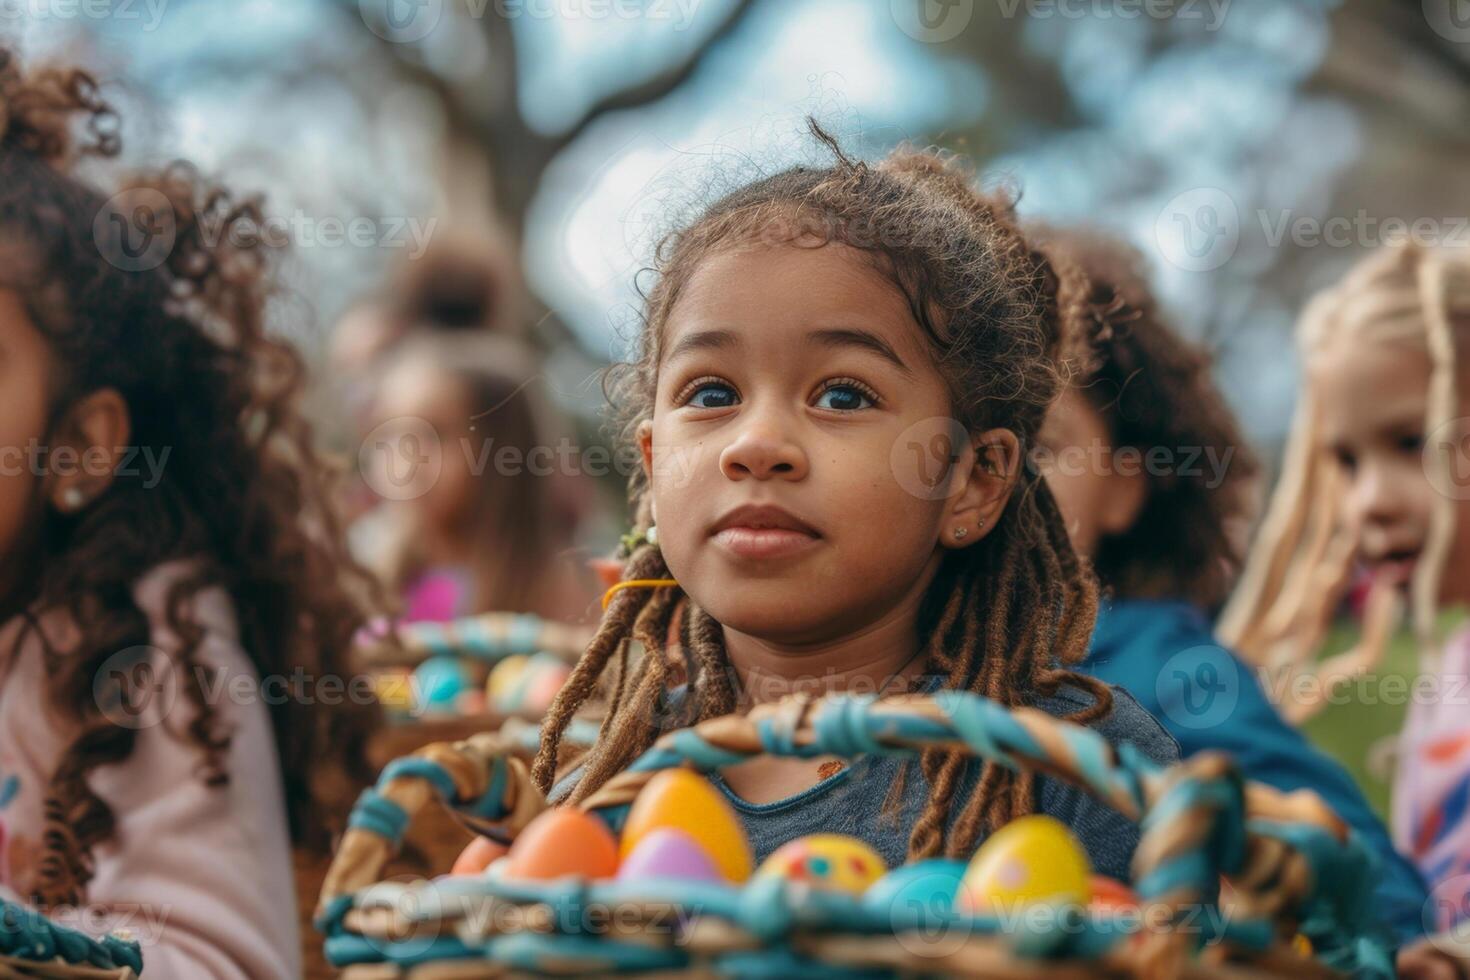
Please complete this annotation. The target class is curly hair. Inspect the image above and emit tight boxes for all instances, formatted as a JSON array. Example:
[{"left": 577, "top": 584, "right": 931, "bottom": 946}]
[
  {"left": 0, "top": 48, "right": 381, "bottom": 907},
  {"left": 532, "top": 122, "right": 1115, "bottom": 861},
  {"left": 1034, "top": 226, "right": 1260, "bottom": 609}
]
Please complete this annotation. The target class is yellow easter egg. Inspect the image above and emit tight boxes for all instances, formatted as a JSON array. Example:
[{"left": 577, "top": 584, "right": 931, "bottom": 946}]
[
  {"left": 620, "top": 770, "right": 752, "bottom": 883},
  {"left": 375, "top": 671, "right": 415, "bottom": 710},
  {"left": 486, "top": 655, "right": 531, "bottom": 707},
  {"left": 754, "top": 834, "right": 887, "bottom": 895},
  {"left": 957, "top": 815, "right": 1091, "bottom": 914}
]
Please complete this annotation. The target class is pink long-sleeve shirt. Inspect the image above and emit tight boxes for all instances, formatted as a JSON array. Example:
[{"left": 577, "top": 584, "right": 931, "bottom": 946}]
[{"left": 0, "top": 563, "right": 300, "bottom": 978}]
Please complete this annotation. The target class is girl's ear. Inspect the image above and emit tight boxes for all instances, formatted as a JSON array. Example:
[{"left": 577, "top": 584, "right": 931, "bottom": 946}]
[
  {"left": 637, "top": 419, "right": 654, "bottom": 480},
  {"left": 47, "top": 388, "right": 131, "bottom": 514},
  {"left": 942, "top": 427, "right": 1021, "bottom": 549}
]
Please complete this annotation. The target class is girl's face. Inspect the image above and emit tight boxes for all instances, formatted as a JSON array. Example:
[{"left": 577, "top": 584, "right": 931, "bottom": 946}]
[
  {"left": 369, "top": 356, "right": 478, "bottom": 534},
  {"left": 641, "top": 243, "right": 993, "bottom": 645},
  {"left": 1314, "top": 337, "right": 1470, "bottom": 603},
  {"left": 0, "top": 290, "right": 52, "bottom": 568}
]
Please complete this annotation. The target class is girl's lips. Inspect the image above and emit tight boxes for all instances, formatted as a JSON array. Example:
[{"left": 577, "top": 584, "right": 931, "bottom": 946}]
[
  {"left": 712, "top": 526, "right": 821, "bottom": 560},
  {"left": 1370, "top": 553, "right": 1419, "bottom": 588}
]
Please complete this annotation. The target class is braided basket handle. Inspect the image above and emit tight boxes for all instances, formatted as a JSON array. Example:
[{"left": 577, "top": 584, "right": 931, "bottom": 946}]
[
  {"left": 320, "top": 691, "right": 1369, "bottom": 977},
  {"left": 355, "top": 613, "right": 594, "bottom": 670},
  {"left": 0, "top": 898, "right": 144, "bottom": 978}
]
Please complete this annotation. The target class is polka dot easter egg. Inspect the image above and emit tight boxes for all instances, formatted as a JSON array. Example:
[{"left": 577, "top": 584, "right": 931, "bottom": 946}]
[
  {"left": 755, "top": 835, "right": 886, "bottom": 896},
  {"left": 956, "top": 815, "right": 1091, "bottom": 915},
  {"left": 620, "top": 770, "right": 752, "bottom": 883}
]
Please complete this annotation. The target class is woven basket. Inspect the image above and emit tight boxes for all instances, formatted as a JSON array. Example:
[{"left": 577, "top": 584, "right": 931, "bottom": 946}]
[
  {"left": 0, "top": 900, "right": 143, "bottom": 979},
  {"left": 316, "top": 691, "right": 1393, "bottom": 979}
]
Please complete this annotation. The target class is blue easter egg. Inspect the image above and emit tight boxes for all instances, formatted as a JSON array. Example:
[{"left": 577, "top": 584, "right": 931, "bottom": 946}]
[
  {"left": 862, "top": 859, "right": 966, "bottom": 925},
  {"left": 414, "top": 655, "right": 468, "bottom": 710}
]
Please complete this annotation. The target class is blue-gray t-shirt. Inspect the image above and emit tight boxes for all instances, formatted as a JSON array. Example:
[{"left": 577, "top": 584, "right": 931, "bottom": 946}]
[{"left": 555, "top": 681, "right": 1180, "bottom": 879}]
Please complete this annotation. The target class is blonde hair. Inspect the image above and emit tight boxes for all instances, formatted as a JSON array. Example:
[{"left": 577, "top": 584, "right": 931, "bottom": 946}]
[{"left": 1220, "top": 241, "right": 1470, "bottom": 721}]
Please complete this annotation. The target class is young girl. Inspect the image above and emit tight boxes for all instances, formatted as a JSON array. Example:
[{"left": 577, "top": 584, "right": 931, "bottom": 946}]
[
  {"left": 1218, "top": 242, "right": 1470, "bottom": 971},
  {"left": 531, "top": 127, "right": 1179, "bottom": 876},
  {"left": 0, "top": 50, "right": 379, "bottom": 976},
  {"left": 1032, "top": 227, "right": 1427, "bottom": 943},
  {"left": 360, "top": 333, "right": 600, "bottom": 624}
]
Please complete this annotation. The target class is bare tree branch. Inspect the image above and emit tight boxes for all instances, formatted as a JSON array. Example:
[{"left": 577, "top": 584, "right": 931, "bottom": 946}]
[{"left": 552, "top": 0, "right": 759, "bottom": 153}]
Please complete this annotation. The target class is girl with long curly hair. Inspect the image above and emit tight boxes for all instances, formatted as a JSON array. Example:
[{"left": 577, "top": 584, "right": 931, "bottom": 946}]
[
  {"left": 532, "top": 124, "right": 1178, "bottom": 875},
  {"left": 0, "top": 48, "right": 379, "bottom": 977}
]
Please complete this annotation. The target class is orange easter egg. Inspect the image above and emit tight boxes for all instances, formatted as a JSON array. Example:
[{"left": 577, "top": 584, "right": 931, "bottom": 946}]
[
  {"left": 503, "top": 808, "right": 619, "bottom": 881},
  {"left": 621, "top": 770, "right": 752, "bottom": 883},
  {"left": 1087, "top": 875, "right": 1139, "bottom": 912},
  {"left": 589, "top": 557, "right": 625, "bottom": 590},
  {"left": 451, "top": 836, "right": 508, "bottom": 876}
]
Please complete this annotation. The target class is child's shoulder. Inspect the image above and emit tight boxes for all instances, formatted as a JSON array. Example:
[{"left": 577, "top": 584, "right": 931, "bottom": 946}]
[{"left": 1033, "top": 682, "right": 1181, "bottom": 768}]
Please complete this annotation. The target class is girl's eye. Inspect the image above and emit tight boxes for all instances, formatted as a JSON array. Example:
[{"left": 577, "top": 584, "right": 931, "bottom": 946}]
[
  {"left": 685, "top": 381, "right": 739, "bottom": 409},
  {"left": 814, "top": 381, "right": 876, "bottom": 412},
  {"left": 1331, "top": 446, "right": 1357, "bottom": 475},
  {"left": 1396, "top": 433, "right": 1424, "bottom": 455}
]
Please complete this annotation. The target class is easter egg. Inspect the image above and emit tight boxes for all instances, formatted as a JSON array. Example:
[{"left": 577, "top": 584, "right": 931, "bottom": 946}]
[
  {"left": 589, "top": 557, "right": 625, "bottom": 590},
  {"left": 755, "top": 835, "right": 887, "bottom": 895},
  {"left": 617, "top": 828, "right": 724, "bottom": 884},
  {"left": 521, "top": 661, "right": 571, "bottom": 714},
  {"left": 1088, "top": 875, "right": 1139, "bottom": 912},
  {"left": 862, "top": 859, "right": 966, "bottom": 921},
  {"left": 956, "top": 815, "right": 1091, "bottom": 914},
  {"left": 503, "top": 808, "right": 619, "bottom": 881},
  {"left": 413, "top": 656, "right": 468, "bottom": 712},
  {"left": 486, "top": 655, "right": 531, "bottom": 709},
  {"left": 451, "top": 836, "right": 509, "bottom": 876},
  {"left": 374, "top": 670, "right": 415, "bottom": 711},
  {"left": 621, "top": 770, "right": 752, "bottom": 883}
]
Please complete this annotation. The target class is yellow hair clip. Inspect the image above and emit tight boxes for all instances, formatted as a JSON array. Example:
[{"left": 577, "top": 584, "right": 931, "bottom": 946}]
[{"left": 601, "top": 578, "right": 680, "bottom": 610}]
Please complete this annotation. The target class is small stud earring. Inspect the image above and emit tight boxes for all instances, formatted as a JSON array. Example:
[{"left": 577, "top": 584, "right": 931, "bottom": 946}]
[
  {"left": 60, "top": 487, "right": 87, "bottom": 512},
  {"left": 977, "top": 519, "right": 985, "bottom": 529},
  {"left": 645, "top": 524, "right": 659, "bottom": 546},
  {"left": 952, "top": 526, "right": 968, "bottom": 541}
]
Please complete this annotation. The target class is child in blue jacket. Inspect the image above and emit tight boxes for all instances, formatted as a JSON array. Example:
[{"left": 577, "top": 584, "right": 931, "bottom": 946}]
[{"left": 1033, "top": 227, "right": 1429, "bottom": 945}]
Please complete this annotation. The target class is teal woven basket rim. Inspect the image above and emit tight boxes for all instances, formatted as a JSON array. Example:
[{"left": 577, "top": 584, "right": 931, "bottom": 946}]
[{"left": 0, "top": 897, "right": 144, "bottom": 975}]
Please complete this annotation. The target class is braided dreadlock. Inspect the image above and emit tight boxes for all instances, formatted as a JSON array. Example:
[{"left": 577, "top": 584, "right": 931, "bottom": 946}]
[{"left": 533, "top": 122, "right": 1113, "bottom": 861}]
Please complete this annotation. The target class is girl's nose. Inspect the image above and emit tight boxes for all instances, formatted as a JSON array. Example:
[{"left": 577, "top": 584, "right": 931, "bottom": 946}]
[
  {"left": 719, "top": 414, "right": 808, "bottom": 481},
  {"left": 1351, "top": 462, "right": 1407, "bottom": 528}
]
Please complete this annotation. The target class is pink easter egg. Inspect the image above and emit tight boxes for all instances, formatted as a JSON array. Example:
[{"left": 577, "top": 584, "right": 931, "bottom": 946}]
[{"left": 617, "top": 828, "right": 724, "bottom": 883}]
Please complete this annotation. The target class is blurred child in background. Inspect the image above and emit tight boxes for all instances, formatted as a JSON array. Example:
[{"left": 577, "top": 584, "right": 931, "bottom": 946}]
[
  {"left": 0, "top": 49, "right": 379, "bottom": 977},
  {"left": 361, "top": 333, "right": 600, "bottom": 624},
  {"left": 1033, "top": 227, "right": 1429, "bottom": 943},
  {"left": 1221, "top": 243, "right": 1470, "bottom": 969}
]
